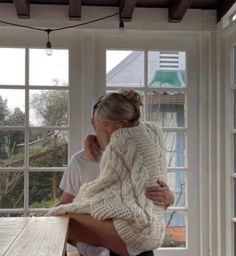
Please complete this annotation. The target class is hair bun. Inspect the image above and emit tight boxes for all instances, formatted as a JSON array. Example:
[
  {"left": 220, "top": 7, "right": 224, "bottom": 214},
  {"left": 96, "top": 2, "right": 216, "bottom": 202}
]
[
  {"left": 119, "top": 89, "right": 142, "bottom": 122},
  {"left": 119, "top": 89, "right": 143, "bottom": 107}
]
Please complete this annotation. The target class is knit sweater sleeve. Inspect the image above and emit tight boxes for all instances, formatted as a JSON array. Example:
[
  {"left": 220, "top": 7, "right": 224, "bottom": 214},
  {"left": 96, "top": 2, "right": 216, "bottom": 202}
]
[
  {"left": 74, "top": 139, "right": 135, "bottom": 220},
  {"left": 48, "top": 123, "right": 167, "bottom": 222},
  {"left": 47, "top": 138, "right": 134, "bottom": 219}
]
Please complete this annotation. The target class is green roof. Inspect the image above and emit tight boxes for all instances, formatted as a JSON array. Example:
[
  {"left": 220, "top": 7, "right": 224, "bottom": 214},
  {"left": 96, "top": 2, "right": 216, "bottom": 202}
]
[{"left": 149, "top": 70, "right": 186, "bottom": 88}]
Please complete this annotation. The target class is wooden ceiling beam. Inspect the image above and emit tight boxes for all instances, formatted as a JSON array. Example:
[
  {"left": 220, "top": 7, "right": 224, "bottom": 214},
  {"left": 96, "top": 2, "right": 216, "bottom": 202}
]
[
  {"left": 217, "top": 0, "right": 235, "bottom": 22},
  {"left": 169, "top": 0, "right": 194, "bottom": 23},
  {"left": 120, "top": 0, "right": 136, "bottom": 22},
  {"left": 69, "top": 0, "right": 81, "bottom": 20},
  {"left": 13, "top": 0, "right": 30, "bottom": 18}
]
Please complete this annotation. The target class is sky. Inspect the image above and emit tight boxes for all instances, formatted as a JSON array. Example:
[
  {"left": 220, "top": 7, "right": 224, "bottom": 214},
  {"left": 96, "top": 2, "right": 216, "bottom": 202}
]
[{"left": 0, "top": 48, "right": 132, "bottom": 113}]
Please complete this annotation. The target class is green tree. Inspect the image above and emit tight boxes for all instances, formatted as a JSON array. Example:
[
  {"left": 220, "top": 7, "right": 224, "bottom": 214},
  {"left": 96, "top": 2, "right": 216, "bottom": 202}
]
[
  {"left": 0, "top": 96, "right": 9, "bottom": 125},
  {"left": 0, "top": 90, "right": 68, "bottom": 212},
  {"left": 31, "top": 90, "right": 68, "bottom": 126},
  {"left": 6, "top": 107, "right": 25, "bottom": 126},
  {"left": 0, "top": 107, "right": 25, "bottom": 162}
]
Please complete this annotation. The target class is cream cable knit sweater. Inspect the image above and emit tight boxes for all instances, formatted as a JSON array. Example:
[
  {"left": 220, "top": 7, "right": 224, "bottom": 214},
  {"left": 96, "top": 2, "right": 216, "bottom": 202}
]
[{"left": 49, "top": 122, "right": 167, "bottom": 255}]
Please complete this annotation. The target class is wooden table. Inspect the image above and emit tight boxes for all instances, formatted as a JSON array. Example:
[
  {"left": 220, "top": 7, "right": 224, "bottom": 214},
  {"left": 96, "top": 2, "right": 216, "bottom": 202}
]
[{"left": 0, "top": 217, "right": 69, "bottom": 256}]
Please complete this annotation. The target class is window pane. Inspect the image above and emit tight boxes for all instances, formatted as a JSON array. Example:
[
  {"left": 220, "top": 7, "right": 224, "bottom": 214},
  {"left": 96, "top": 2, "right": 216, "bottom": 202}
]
[
  {"left": 0, "top": 89, "right": 25, "bottom": 126},
  {"left": 29, "top": 172, "right": 63, "bottom": 208},
  {"left": 0, "top": 130, "right": 24, "bottom": 167},
  {"left": 29, "top": 90, "right": 69, "bottom": 126},
  {"left": 164, "top": 132, "right": 186, "bottom": 167},
  {"left": 0, "top": 171, "right": 24, "bottom": 208},
  {"left": 163, "top": 211, "right": 186, "bottom": 247},
  {"left": 29, "top": 49, "right": 68, "bottom": 86},
  {"left": 29, "top": 130, "right": 68, "bottom": 167},
  {"left": 147, "top": 91, "right": 185, "bottom": 127},
  {"left": 168, "top": 170, "right": 186, "bottom": 207},
  {"left": 0, "top": 48, "right": 25, "bottom": 85},
  {"left": 106, "top": 50, "right": 144, "bottom": 87},
  {"left": 148, "top": 51, "right": 186, "bottom": 88}
]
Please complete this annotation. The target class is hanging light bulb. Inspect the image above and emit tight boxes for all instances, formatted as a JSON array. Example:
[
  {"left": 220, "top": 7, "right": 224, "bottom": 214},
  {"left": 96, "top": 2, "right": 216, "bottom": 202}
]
[
  {"left": 45, "top": 29, "right": 52, "bottom": 56},
  {"left": 119, "top": 18, "right": 125, "bottom": 31}
]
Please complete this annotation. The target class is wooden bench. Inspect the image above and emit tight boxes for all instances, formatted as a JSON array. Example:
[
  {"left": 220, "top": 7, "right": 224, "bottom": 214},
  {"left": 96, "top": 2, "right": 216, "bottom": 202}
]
[{"left": 0, "top": 217, "right": 69, "bottom": 256}]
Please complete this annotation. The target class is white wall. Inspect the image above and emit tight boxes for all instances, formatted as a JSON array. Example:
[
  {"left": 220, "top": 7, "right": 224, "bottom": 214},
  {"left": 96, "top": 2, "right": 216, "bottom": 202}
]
[{"left": 0, "top": 4, "right": 228, "bottom": 256}]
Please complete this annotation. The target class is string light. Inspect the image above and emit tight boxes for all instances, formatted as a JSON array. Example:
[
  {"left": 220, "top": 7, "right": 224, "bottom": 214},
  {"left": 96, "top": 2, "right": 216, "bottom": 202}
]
[
  {"left": 119, "top": 18, "right": 125, "bottom": 31},
  {"left": 232, "top": 13, "right": 236, "bottom": 22},
  {"left": 0, "top": 12, "right": 120, "bottom": 55},
  {"left": 45, "top": 29, "right": 52, "bottom": 56}
]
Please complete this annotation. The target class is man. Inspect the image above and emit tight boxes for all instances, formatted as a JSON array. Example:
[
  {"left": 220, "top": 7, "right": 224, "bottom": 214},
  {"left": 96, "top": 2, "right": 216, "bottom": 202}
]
[{"left": 59, "top": 93, "right": 174, "bottom": 256}]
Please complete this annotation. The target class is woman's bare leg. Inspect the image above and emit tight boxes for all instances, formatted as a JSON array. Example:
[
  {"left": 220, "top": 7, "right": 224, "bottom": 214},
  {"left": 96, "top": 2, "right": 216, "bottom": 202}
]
[{"left": 67, "top": 213, "right": 128, "bottom": 256}]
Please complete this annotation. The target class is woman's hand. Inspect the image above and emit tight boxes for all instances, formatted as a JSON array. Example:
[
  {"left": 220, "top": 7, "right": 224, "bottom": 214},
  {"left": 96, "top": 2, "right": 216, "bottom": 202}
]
[
  {"left": 84, "top": 135, "right": 101, "bottom": 161},
  {"left": 145, "top": 180, "right": 174, "bottom": 209}
]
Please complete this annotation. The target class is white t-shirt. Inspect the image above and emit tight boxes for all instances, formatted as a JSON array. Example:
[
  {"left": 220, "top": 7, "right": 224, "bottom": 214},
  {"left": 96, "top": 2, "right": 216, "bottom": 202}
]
[{"left": 60, "top": 150, "right": 100, "bottom": 196}]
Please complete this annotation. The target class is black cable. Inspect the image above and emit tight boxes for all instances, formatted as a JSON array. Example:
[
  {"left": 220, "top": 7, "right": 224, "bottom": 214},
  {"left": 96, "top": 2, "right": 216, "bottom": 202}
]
[
  {"left": 52, "top": 12, "right": 119, "bottom": 31},
  {"left": 0, "top": 12, "right": 119, "bottom": 33},
  {"left": 0, "top": 19, "right": 45, "bottom": 31}
]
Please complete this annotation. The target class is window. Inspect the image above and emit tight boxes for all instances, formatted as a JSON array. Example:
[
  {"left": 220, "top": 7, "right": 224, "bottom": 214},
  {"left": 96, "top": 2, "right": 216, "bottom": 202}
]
[
  {"left": 0, "top": 48, "right": 69, "bottom": 215},
  {"left": 106, "top": 50, "right": 187, "bottom": 249}
]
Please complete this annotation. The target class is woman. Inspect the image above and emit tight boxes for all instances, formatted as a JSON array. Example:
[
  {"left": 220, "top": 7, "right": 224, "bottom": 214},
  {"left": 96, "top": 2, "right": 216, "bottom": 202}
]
[{"left": 49, "top": 90, "right": 167, "bottom": 256}]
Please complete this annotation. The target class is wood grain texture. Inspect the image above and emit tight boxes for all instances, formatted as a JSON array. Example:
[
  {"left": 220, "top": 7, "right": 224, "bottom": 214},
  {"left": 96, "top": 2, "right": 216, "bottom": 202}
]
[
  {"left": 13, "top": 0, "right": 30, "bottom": 18},
  {"left": 0, "top": 217, "right": 31, "bottom": 256},
  {"left": 69, "top": 0, "right": 81, "bottom": 20},
  {"left": 120, "top": 0, "right": 136, "bottom": 21},
  {"left": 169, "top": 0, "right": 195, "bottom": 22},
  {"left": 1, "top": 217, "right": 69, "bottom": 256}
]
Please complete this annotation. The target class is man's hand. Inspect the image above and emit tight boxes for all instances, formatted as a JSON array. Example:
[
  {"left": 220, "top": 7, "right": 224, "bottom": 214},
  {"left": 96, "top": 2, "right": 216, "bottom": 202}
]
[
  {"left": 145, "top": 180, "right": 174, "bottom": 209},
  {"left": 60, "top": 191, "right": 75, "bottom": 205},
  {"left": 84, "top": 135, "right": 101, "bottom": 161}
]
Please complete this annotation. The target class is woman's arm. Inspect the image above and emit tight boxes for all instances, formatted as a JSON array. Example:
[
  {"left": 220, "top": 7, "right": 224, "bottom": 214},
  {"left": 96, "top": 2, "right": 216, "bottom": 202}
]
[{"left": 85, "top": 134, "right": 173, "bottom": 208}]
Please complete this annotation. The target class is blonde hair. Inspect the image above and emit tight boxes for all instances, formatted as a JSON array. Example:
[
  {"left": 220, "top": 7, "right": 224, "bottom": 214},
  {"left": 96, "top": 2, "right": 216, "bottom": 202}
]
[{"left": 95, "top": 90, "right": 142, "bottom": 124}]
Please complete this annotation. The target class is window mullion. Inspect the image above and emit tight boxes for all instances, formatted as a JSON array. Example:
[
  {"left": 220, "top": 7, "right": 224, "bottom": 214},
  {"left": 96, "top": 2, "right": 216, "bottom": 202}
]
[{"left": 24, "top": 47, "right": 30, "bottom": 214}]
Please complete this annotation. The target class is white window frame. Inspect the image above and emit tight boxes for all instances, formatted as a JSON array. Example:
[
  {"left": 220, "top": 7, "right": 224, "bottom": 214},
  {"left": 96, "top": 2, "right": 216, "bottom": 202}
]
[
  {"left": 225, "top": 41, "right": 236, "bottom": 256},
  {"left": 94, "top": 31, "right": 201, "bottom": 256},
  {"left": 0, "top": 32, "right": 83, "bottom": 216}
]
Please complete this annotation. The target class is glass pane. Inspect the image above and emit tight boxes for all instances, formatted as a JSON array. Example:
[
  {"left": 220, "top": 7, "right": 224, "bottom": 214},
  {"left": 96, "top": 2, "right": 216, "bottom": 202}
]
[
  {"left": 29, "top": 172, "right": 63, "bottom": 208},
  {"left": 164, "top": 132, "right": 186, "bottom": 167},
  {"left": 29, "top": 49, "right": 68, "bottom": 86},
  {"left": 147, "top": 91, "right": 185, "bottom": 127},
  {"left": 163, "top": 211, "right": 186, "bottom": 247},
  {"left": 106, "top": 50, "right": 144, "bottom": 87},
  {"left": 0, "top": 130, "right": 24, "bottom": 167},
  {"left": 167, "top": 171, "right": 186, "bottom": 207},
  {"left": 148, "top": 51, "right": 186, "bottom": 88},
  {"left": 0, "top": 171, "right": 24, "bottom": 208},
  {"left": 29, "top": 130, "right": 68, "bottom": 167},
  {"left": 0, "top": 89, "right": 25, "bottom": 126},
  {"left": 29, "top": 90, "right": 69, "bottom": 126},
  {"left": 0, "top": 48, "right": 25, "bottom": 85}
]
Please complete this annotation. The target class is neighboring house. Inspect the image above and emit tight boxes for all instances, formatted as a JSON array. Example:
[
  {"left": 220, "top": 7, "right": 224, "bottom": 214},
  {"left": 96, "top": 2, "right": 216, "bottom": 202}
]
[{"left": 106, "top": 51, "right": 186, "bottom": 243}]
